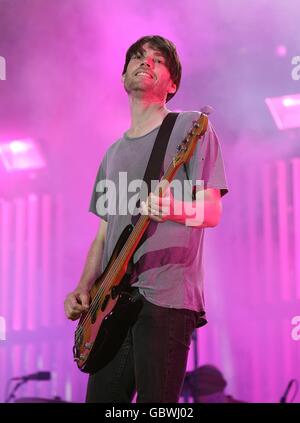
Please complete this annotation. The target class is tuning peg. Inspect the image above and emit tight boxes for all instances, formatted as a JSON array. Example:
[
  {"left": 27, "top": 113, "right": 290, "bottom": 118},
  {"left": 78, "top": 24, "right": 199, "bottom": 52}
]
[{"left": 200, "top": 105, "right": 213, "bottom": 115}]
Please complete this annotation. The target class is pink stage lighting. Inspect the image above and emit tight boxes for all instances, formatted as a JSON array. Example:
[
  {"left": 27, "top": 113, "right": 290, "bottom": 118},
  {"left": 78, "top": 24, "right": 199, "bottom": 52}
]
[
  {"left": 265, "top": 93, "right": 300, "bottom": 130},
  {"left": 0, "top": 138, "right": 46, "bottom": 171}
]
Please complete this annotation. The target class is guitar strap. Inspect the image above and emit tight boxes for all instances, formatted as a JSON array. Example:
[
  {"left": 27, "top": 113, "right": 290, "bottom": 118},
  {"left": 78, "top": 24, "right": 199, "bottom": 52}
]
[
  {"left": 132, "top": 112, "right": 179, "bottom": 220},
  {"left": 128, "top": 112, "right": 179, "bottom": 279}
]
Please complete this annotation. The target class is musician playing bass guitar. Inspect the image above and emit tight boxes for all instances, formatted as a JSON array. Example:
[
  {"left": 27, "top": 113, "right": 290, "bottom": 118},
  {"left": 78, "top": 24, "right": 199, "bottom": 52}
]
[{"left": 64, "top": 35, "right": 228, "bottom": 403}]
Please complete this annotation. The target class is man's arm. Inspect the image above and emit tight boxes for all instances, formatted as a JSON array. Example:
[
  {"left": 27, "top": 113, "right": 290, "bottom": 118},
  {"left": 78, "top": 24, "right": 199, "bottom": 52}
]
[
  {"left": 64, "top": 219, "right": 107, "bottom": 320},
  {"left": 141, "top": 187, "right": 222, "bottom": 228}
]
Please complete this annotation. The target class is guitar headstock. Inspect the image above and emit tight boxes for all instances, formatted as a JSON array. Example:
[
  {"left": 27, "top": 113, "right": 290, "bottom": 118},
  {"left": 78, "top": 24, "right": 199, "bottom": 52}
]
[{"left": 172, "top": 112, "right": 209, "bottom": 169}]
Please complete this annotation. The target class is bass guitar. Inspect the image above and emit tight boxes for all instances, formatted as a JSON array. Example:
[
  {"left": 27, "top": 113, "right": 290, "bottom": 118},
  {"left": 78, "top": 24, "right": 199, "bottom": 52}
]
[{"left": 73, "top": 112, "right": 208, "bottom": 374}]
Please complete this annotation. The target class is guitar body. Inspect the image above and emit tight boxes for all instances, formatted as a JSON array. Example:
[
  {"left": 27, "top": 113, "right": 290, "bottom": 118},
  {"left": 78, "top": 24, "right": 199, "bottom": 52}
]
[{"left": 73, "top": 224, "right": 143, "bottom": 374}]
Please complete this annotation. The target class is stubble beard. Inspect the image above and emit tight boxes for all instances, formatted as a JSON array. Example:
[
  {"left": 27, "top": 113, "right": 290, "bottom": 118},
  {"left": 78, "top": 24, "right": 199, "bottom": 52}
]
[{"left": 124, "top": 74, "right": 154, "bottom": 97}]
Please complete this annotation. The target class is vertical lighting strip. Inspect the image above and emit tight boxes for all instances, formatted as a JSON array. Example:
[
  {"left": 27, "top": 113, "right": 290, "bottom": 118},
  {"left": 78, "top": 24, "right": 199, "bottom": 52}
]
[
  {"left": 14, "top": 199, "right": 26, "bottom": 331},
  {"left": 41, "top": 194, "right": 51, "bottom": 328},
  {"left": 59, "top": 338, "right": 69, "bottom": 401},
  {"left": 246, "top": 170, "right": 258, "bottom": 305},
  {"left": 282, "top": 318, "right": 292, "bottom": 391},
  {"left": 13, "top": 345, "right": 22, "bottom": 397},
  {"left": 40, "top": 341, "right": 50, "bottom": 399},
  {"left": 251, "top": 321, "right": 261, "bottom": 402},
  {"left": 52, "top": 340, "right": 61, "bottom": 400},
  {"left": 248, "top": 168, "right": 262, "bottom": 401},
  {"left": 266, "top": 318, "right": 277, "bottom": 402},
  {"left": 292, "top": 158, "right": 300, "bottom": 299},
  {"left": 27, "top": 194, "right": 38, "bottom": 331},
  {"left": 55, "top": 194, "right": 64, "bottom": 326},
  {"left": 262, "top": 163, "right": 274, "bottom": 303},
  {"left": 276, "top": 161, "right": 291, "bottom": 301},
  {"left": 26, "top": 343, "right": 36, "bottom": 397},
  {"left": 0, "top": 200, "right": 11, "bottom": 326},
  {"left": 0, "top": 200, "right": 10, "bottom": 403}
]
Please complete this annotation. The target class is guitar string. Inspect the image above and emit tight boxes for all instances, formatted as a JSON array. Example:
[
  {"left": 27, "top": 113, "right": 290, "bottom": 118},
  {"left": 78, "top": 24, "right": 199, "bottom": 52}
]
[{"left": 74, "top": 121, "right": 206, "bottom": 347}]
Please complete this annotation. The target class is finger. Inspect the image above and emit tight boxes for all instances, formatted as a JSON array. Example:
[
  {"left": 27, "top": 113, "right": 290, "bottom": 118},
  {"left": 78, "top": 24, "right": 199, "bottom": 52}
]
[
  {"left": 148, "top": 198, "right": 161, "bottom": 214},
  {"left": 70, "top": 302, "right": 85, "bottom": 314},
  {"left": 69, "top": 295, "right": 78, "bottom": 307},
  {"left": 140, "top": 201, "right": 148, "bottom": 215},
  {"left": 64, "top": 295, "right": 84, "bottom": 319},
  {"left": 68, "top": 309, "right": 81, "bottom": 321},
  {"left": 149, "top": 193, "right": 160, "bottom": 206},
  {"left": 149, "top": 205, "right": 160, "bottom": 215},
  {"left": 68, "top": 295, "right": 86, "bottom": 312},
  {"left": 149, "top": 214, "right": 164, "bottom": 222},
  {"left": 66, "top": 304, "right": 80, "bottom": 320},
  {"left": 79, "top": 293, "right": 90, "bottom": 309}
]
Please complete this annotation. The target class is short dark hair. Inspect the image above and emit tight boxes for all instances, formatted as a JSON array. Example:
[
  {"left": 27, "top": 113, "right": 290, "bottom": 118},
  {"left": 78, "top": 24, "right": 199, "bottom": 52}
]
[{"left": 122, "top": 35, "right": 182, "bottom": 102}]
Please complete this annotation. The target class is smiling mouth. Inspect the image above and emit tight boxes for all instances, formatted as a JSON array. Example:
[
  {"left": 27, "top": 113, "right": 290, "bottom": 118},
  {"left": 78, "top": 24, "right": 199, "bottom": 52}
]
[{"left": 135, "top": 71, "right": 153, "bottom": 78}]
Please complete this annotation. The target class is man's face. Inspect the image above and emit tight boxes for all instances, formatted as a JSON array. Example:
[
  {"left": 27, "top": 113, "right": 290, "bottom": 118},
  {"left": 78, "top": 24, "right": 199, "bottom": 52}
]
[{"left": 122, "top": 42, "right": 176, "bottom": 102}]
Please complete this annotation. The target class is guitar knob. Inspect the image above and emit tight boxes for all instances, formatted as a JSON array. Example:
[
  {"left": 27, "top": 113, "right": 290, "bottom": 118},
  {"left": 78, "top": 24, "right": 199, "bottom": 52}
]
[{"left": 85, "top": 342, "right": 93, "bottom": 350}]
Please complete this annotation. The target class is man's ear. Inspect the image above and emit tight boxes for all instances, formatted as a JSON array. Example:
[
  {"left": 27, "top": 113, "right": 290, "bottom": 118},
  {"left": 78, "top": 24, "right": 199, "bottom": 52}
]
[
  {"left": 121, "top": 74, "right": 125, "bottom": 82},
  {"left": 168, "top": 81, "right": 177, "bottom": 94}
]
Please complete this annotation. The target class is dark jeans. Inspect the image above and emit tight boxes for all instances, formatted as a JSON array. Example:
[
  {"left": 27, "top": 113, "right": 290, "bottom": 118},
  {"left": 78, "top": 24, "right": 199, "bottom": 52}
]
[{"left": 86, "top": 290, "right": 198, "bottom": 403}]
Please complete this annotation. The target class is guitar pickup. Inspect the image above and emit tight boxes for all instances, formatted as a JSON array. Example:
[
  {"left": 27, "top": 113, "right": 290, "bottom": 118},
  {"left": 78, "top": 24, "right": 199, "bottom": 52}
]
[
  {"left": 101, "top": 294, "right": 110, "bottom": 311},
  {"left": 111, "top": 286, "right": 119, "bottom": 300}
]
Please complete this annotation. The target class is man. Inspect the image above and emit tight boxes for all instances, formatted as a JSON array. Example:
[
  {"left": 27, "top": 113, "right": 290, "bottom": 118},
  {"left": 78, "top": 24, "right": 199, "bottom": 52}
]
[{"left": 64, "top": 35, "right": 228, "bottom": 403}]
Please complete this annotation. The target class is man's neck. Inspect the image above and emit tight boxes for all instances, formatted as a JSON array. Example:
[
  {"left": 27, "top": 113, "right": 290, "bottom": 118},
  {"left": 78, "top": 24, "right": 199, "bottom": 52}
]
[{"left": 126, "top": 96, "right": 170, "bottom": 138}]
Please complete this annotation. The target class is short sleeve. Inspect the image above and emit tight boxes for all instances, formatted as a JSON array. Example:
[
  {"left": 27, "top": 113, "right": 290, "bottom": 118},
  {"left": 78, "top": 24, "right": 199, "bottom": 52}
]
[
  {"left": 89, "top": 153, "right": 108, "bottom": 221},
  {"left": 186, "top": 120, "right": 229, "bottom": 197}
]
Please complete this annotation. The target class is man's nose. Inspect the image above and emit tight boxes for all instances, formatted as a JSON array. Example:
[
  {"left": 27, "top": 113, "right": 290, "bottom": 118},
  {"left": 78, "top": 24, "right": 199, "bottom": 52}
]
[{"left": 141, "top": 56, "right": 153, "bottom": 68}]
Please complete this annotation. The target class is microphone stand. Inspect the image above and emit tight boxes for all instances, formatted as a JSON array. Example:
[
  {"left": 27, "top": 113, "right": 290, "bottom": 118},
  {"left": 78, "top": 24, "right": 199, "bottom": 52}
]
[
  {"left": 5, "top": 379, "right": 27, "bottom": 403},
  {"left": 280, "top": 379, "right": 297, "bottom": 403}
]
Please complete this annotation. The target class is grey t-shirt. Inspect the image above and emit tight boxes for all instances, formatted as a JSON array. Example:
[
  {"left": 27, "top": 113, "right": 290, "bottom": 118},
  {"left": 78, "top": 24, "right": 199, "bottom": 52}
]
[{"left": 89, "top": 111, "right": 228, "bottom": 327}]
